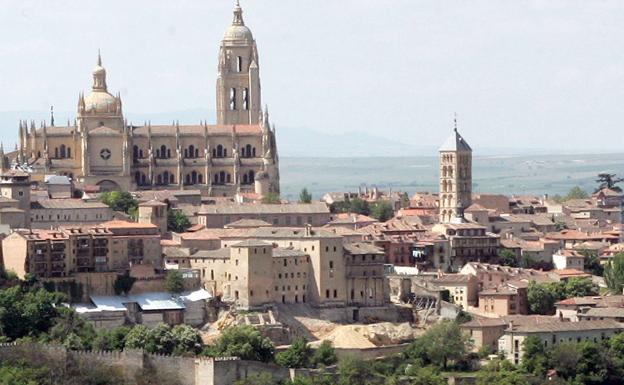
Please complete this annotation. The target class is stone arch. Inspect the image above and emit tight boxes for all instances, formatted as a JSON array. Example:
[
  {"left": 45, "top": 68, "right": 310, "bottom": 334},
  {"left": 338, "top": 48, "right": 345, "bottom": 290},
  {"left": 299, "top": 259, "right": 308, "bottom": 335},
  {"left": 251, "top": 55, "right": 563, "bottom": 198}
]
[{"left": 96, "top": 179, "right": 121, "bottom": 192}]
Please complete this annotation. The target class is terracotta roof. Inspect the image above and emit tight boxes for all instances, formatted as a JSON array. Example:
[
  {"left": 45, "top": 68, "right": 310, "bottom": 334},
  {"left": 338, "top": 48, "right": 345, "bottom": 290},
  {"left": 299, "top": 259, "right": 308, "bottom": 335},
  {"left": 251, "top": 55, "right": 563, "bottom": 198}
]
[
  {"left": 343, "top": 242, "right": 385, "bottom": 255},
  {"left": 583, "top": 307, "right": 624, "bottom": 318},
  {"left": 98, "top": 220, "right": 157, "bottom": 229},
  {"left": 31, "top": 199, "right": 109, "bottom": 210},
  {"left": 460, "top": 317, "right": 507, "bottom": 328},
  {"left": 198, "top": 202, "right": 329, "bottom": 215},
  {"left": 224, "top": 219, "right": 272, "bottom": 228},
  {"left": 231, "top": 240, "right": 271, "bottom": 248}
]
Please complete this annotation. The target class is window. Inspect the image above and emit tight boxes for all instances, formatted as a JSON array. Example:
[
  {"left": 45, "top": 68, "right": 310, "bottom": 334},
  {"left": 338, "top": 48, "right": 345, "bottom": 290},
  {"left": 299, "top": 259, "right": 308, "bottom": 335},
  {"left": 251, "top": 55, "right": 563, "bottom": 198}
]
[
  {"left": 237, "top": 56, "right": 243, "bottom": 72},
  {"left": 243, "top": 88, "right": 249, "bottom": 110},
  {"left": 329, "top": 261, "right": 334, "bottom": 269},
  {"left": 229, "top": 88, "right": 237, "bottom": 110},
  {"left": 325, "top": 290, "right": 329, "bottom": 298}
]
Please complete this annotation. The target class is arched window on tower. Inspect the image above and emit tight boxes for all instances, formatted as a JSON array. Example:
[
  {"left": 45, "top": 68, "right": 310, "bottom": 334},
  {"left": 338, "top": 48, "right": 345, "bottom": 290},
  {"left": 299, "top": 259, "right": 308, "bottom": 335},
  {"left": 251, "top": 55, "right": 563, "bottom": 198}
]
[
  {"left": 237, "top": 56, "right": 243, "bottom": 72},
  {"left": 54, "top": 147, "right": 59, "bottom": 158},
  {"left": 67, "top": 147, "right": 71, "bottom": 158},
  {"left": 198, "top": 173, "right": 203, "bottom": 184},
  {"left": 244, "top": 144, "right": 252, "bottom": 158},
  {"left": 252, "top": 147, "right": 256, "bottom": 157},
  {"left": 216, "top": 145, "right": 224, "bottom": 158},
  {"left": 163, "top": 171, "right": 169, "bottom": 185},
  {"left": 167, "top": 149, "right": 171, "bottom": 158},
  {"left": 188, "top": 145, "right": 195, "bottom": 159},
  {"left": 243, "top": 88, "right": 249, "bottom": 110},
  {"left": 169, "top": 173, "right": 175, "bottom": 184},
  {"left": 229, "top": 88, "right": 237, "bottom": 110},
  {"left": 160, "top": 145, "right": 167, "bottom": 159},
  {"left": 191, "top": 170, "right": 198, "bottom": 184}
]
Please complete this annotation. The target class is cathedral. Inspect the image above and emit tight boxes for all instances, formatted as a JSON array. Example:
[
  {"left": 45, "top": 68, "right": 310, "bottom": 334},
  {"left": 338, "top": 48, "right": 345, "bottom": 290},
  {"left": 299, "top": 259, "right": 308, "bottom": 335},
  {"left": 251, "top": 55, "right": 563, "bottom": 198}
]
[{"left": 14, "top": 2, "right": 280, "bottom": 195}]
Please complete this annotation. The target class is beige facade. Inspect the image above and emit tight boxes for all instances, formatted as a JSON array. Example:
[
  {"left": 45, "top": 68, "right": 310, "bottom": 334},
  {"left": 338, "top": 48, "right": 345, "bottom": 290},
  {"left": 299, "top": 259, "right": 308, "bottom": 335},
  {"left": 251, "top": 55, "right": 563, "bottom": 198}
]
[
  {"left": 30, "top": 199, "right": 113, "bottom": 229},
  {"left": 197, "top": 202, "right": 332, "bottom": 228},
  {"left": 431, "top": 274, "right": 477, "bottom": 309},
  {"left": 0, "top": 170, "right": 30, "bottom": 228},
  {"left": 15, "top": 3, "right": 279, "bottom": 196},
  {"left": 498, "top": 320, "right": 622, "bottom": 364},
  {"left": 1, "top": 220, "right": 162, "bottom": 279}
]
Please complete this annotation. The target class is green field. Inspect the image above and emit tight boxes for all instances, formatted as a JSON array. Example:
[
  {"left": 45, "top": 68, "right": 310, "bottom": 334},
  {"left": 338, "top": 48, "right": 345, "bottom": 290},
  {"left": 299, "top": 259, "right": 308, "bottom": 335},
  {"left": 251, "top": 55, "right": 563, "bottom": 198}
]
[{"left": 279, "top": 153, "right": 624, "bottom": 201}]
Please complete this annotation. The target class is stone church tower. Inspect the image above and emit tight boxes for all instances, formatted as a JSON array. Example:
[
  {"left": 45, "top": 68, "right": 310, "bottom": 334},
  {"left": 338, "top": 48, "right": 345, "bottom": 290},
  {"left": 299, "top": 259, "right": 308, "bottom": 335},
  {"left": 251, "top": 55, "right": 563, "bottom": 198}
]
[
  {"left": 439, "top": 122, "right": 472, "bottom": 223},
  {"left": 216, "top": 1, "right": 262, "bottom": 125}
]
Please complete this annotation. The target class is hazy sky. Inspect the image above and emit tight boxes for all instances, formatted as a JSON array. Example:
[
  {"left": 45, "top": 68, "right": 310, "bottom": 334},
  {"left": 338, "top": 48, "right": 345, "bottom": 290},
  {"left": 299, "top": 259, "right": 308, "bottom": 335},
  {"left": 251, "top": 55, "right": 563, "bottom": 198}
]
[{"left": 1, "top": 0, "right": 623, "bottom": 153}]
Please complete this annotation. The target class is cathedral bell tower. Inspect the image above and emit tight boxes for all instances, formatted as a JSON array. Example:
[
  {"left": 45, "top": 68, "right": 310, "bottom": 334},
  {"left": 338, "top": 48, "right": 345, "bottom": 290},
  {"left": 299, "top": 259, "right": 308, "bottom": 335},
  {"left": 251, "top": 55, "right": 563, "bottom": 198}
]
[
  {"left": 216, "top": 1, "right": 262, "bottom": 125},
  {"left": 439, "top": 118, "right": 473, "bottom": 223}
]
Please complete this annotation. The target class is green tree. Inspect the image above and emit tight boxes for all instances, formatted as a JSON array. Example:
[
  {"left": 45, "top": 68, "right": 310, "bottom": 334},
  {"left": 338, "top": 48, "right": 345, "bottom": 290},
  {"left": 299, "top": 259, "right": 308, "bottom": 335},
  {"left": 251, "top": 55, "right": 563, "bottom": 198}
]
[
  {"left": 338, "top": 355, "right": 374, "bottom": 385},
  {"left": 604, "top": 253, "right": 624, "bottom": 293},
  {"left": 349, "top": 198, "right": 370, "bottom": 216},
  {"left": 165, "top": 270, "right": 185, "bottom": 294},
  {"left": 580, "top": 250, "right": 604, "bottom": 277},
  {"left": 124, "top": 324, "right": 150, "bottom": 349},
  {"left": 93, "top": 326, "right": 131, "bottom": 351},
  {"left": 404, "top": 321, "right": 471, "bottom": 369},
  {"left": 455, "top": 310, "right": 472, "bottom": 324},
  {"left": 521, "top": 336, "right": 548, "bottom": 376},
  {"left": 276, "top": 337, "right": 313, "bottom": 368},
  {"left": 203, "top": 325, "right": 275, "bottom": 363},
  {"left": 405, "top": 366, "right": 445, "bottom": 385},
  {"left": 47, "top": 307, "right": 96, "bottom": 349},
  {"left": 144, "top": 323, "right": 176, "bottom": 355},
  {"left": 370, "top": 201, "right": 394, "bottom": 222},
  {"left": 527, "top": 281, "right": 558, "bottom": 315},
  {"left": 299, "top": 188, "right": 312, "bottom": 204},
  {"left": 261, "top": 192, "right": 281, "bottom": 204},
  {"left": 499, "top": 249, "right": 519, "bottom": 267},
  {"left": 596, "top": 173, "right": 623, "bottom": 193},
  {"left": 563, "top": 277, "right": 598, "bottom": 298},
  {"left": 170, "top": 324, "right": 202, "bottom": 355},
  {"left": 113, "top": 271, "right": 136, "bottom": 295},
  {"left": 0, "top": 286, "right": 64, "bottom": 340},
  {"left": 548, "top": 342, "right": 582, "bottom": 380},
  {"left": 167, "top": 209, "right": 191, "bottom": 233},
  {"left": 476, "top": 359, "right": 529, "bottom": 385},
  {"left": 100, "top": 191, "right": 138, "bottom": 214},
  {"left": 311, "top": 340, "right": 337, "bottom": 367},
  {"left": 562, "top": 186, "right": 589, "bottom": 201}
]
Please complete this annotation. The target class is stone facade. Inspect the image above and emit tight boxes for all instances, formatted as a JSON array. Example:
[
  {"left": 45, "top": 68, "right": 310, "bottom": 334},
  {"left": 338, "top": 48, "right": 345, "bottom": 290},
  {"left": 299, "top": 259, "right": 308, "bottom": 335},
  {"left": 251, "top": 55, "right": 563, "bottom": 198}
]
[
  {"left": 439, "top": 122, "right": 472, "bottom": 223},
  {"left": 14, "top": 3, "right": 279, "bottom": 197}
]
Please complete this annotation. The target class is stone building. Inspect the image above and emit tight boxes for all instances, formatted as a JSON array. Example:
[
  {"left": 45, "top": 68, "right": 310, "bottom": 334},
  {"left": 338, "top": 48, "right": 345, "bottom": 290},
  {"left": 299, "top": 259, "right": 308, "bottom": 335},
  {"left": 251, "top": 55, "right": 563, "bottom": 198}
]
[
  {"left": 439, "top": 122, "right": 472, "bottom": 223},
  {"left": 1, "top": 220, "right": 161, "bottom": 279},
  {"left": 14, "top": 2, "right": 279, "bottom": 196}
]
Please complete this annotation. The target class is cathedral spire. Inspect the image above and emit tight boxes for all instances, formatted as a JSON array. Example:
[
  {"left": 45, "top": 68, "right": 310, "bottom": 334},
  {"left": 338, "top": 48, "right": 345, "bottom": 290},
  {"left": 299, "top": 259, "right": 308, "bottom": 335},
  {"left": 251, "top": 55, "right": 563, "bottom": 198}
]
[
  {"left": 232, "top": 0, "right": 244, "bottom": 26},
  {"left": 92, "top": 51, "right": 107, "bottom": 91},
  {"left": 50, "top": 106, "right": 55, "bottom": 127}
]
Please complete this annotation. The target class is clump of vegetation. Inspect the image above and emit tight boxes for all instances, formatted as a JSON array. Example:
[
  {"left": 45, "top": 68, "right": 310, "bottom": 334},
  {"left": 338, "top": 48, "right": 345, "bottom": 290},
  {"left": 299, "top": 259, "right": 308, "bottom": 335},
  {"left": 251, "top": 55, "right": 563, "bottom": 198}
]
[
  {"left": 527, "top": 277, "right": 598, "bottom": 315},
  {"left": 167, "top": 209, "right": 191, "bottom": 232},
  {"left": 100, "top": 191, "right": 138, "bottom": 216},
  {"left": 299, "top": 188, "right": 312, "bottom": 203}
]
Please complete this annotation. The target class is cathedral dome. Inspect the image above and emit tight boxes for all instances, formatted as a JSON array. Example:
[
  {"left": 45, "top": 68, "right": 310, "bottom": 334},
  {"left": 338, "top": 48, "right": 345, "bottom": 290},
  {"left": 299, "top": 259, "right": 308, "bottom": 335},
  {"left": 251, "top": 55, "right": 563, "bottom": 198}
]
[
  {"left": 83, "top": 91, "right": 117, "bottom": 114},
  {"left": 223, "top": 1, "right": 253, "bottom": 42},
  {"left": 223, "top": 24, "right": 253, "bottom": 41}
]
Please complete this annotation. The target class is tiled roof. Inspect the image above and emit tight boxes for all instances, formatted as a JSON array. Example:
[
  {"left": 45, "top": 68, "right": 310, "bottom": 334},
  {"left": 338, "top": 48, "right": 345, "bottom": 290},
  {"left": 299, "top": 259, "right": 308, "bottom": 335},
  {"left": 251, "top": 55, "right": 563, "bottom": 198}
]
[
  {"left": 224, "top": 219, "right": 272, "bottom": 228},
  {"left": 98, "top": 220, "right": 157, "bottom": 229},
  {"left": 198, "top": 202, "right": 329, "bottom": 215},
  {"left": 509, "top": 320, "right": 623, "bottom": 333},
  {"left": 583, "top": 307, "right": 624, "bottom": 318},
  {"left": 343, "top": 242, "right": 385, "bottom": 255},
  {"left": 31, "top": 199, "right": 108, "bottom": 210},
  {"left": 231, "top": 240, "right": 271, "bottom": 248},
  {"left": 460, "top": 317, "right": 507, "bottom": 328}
]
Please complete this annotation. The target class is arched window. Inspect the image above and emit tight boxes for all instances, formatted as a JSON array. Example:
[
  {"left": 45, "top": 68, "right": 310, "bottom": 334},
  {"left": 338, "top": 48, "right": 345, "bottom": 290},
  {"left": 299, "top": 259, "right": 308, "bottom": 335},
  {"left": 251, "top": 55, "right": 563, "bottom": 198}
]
[
  {"left": 237, "top": 56, "right": 243, "bottom": 72},
  {"left": 67, "top": 147, "right": 71, "bottom": 158},
  {"left": 242, "top": 174, "right": 248, "bottom": 184},
  {"left": 185, "top": 174, "right": 191, "bottom": 185},
  {"left": 223, "top": 148, "right": 228, "bottom": 157},
  {"left": 219, "top": 171, "right": 226, "bottom": 184},
  {"left": 195, "top": 148, "right": 199, "bottom": 158},
  {"left": 133, "top": 145, "right": 139, "bottom": 159},
  {"left": 60, "top": 145, "right": 65, "bottom": 158},
  {"left": 156, "top": 149, "right": 160, "bottom": 158},
  {"left": 191, "top": 170, "right": 198, "bottom": 184},
  {"left": 189, "top": 145, "right": 195, "bottom": 159},
  {"left": 139, "top": 149, "right": 144, "bottom": 158},
  {"left": 245, "top": 144, "right": 252, "bottom": 158},
  {"left": 214, "top": 174, "right": 219, "bottom": 184},
  {"left": 248, "top": 170, "right": 255, "bottom": 183},
  {"left": 167, "top": 149, "right": 171, "bottom": 158},
  {"left": 184, "top": 149, "right": 188, "bottom": 158},
  {"left": 198, "top": 173, "right": 203, "bottom": 184},
  {"left": 169, "top": 173, "right": 175, "bottom": 184},
  {"left": 141, "top": 174, "right": 146, "bottom": 185},
  {"left": 54, "top": 147, "right": 59, "bottom": 158},
  {"left": 229, "top": 88, "right": 237, "bottom": 110},
  {"left": 243, "top": 88, "right": 249, "bottom": 110},
  {"left": 226, "top": 173, "right": 231, "bottom": 183},
  {"left": 160, "top": 145, "right": 166, "bottom": 159},
  {"left": 216, "top": 145, "right": 223, "bottom": 158},
  {"left": 163, "top": 171, "right": 169, "bottom": 184},
  {"left": 252, "top": 147, "right": 256, "bottom": 157}
]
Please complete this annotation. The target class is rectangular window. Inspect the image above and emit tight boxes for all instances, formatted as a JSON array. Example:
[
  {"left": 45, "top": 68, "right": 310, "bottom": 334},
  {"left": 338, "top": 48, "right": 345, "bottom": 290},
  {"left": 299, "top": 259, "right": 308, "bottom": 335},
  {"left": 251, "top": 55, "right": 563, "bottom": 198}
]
[
  {"left": 229, "top": 88, "right": 237, "bottom": 110},
  {"left": 243, "top": 88, "right": 249, "bottom": 110},
  {"left": 237, "top": 56, "right": 243, "bottom": 72}
]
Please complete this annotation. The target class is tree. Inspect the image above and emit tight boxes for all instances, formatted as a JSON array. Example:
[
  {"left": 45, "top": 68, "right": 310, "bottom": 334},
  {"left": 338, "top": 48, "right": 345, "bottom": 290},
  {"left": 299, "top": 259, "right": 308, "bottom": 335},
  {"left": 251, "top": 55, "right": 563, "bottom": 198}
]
[
  {"left": 276, "top": 337, "right": 313, "bottom": 368},
  {"left": 47, "top": 307, "right": 96, "bottom": 349},
  {"left": 563, "top": 277, "right": 598, "bottom": 298},
  {"left": 124, "top": 324, "right": 150, "bottom": 349},
  {"left": 404, "top": 321, "right": 471, "bottom": 369},
  {"left": 562, "top": 186, "right": 589, "bottom": 201},
  {"left": 526, "top": 281, "right": 556, "bottom": 315},
  {"left": 144, "top": 323, "right": 176, "bottom": 355},
  {"left": 548, "top": 343, "right": 582, "bottom": 380},
  {"left": 476, "top": 359, "right": 529, "bottom": 385},
  {"left": 604, "top": 253, "right": 624, "bottom": 293},
  {"left": 311, "top": 340, "right": 337, "bottom": 367},
  {"left": 521, "top": 336, "right": 548, "bottom": 376},
  {"left": 167, "top": 210, "right": 191, "bottom": 233},
  {"left": 0, "top": 285, "right": 64, "bottom": 340},
  {"left": 165, "top": 270, "right": 185, "bottom": 294},
  {"left": 499, "top": 249, "right": 519, "bottom": 267},
  {"left": 338, "top": 355, "right": 374, "bottom": 385},
  {"left": 203, "top": 325, "right": 275, "bottom": 363},
  {"left": 100, "top": 191, "right": 138, "bottom": 214},
  {"left": 113, "top": 271, "right": 136, "bottom": 295},
  {"left": 170, "top": 324, "right": 202, "bottom": 355},
  {"left": 349, "top": 198, "right": 370, "bottom": 216},
  {"left": 455, "top": 310, "right": 472, "bottom": 324},
  {"left": 370, "top": 201, "right": 394, "bottom": 222},
  {"left": 262, "top": 192, "right": 281, "bottom": 204},
  {"left": 405, "top": 366, "right": 446, "bottom": 385},
  {"left": 596, "top": 173, "right": 623, "bottom": 193},
  {"left": 299, "top": 188, "right": 312, "bottom": 204},
  {"left": 93, "top": 326, "right": 131, "bottom": 351}
]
